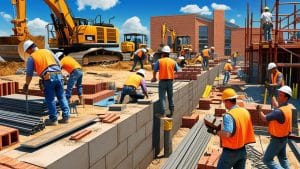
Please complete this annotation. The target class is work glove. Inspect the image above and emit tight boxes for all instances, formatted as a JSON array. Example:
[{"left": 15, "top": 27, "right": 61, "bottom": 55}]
[
  {"left": 256, "top": 104, "right": 262, "bottom": 111},
  {"left": 22, "top": 84, "right": 29, "bottom": 94},
  {"left": 207, "top": 126, "right": 217, "bottom": 135}
]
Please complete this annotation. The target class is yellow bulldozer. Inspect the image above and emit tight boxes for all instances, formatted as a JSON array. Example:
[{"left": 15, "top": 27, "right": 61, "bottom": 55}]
[{"left": 0, "top": 0, "right": 121, "bottom": 65}]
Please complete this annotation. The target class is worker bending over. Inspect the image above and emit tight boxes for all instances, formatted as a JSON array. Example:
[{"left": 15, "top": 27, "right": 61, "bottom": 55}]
[
  {"left": 207, "top": 88, "right": 255, "bottom": 169},
  {"left": 151, "top": 45, "right": 180, "bottom": 118},
  {"left": 130, "top": 48, "right": 147, "bottom": 72},
  {"left": 55, "top": 52, "right": 83, "bottom": 104},
  {"left": 257, "top": 85, "right": 292, "bottom": 168},
  {"left": 22, "top": 40, "right": 70, "bottom": 126},
  {"left": 119, "top": 69, "right": 148, "bottom": 103},
  {"left": 223, "top": 59, "right": 233, "bottom": 86}
]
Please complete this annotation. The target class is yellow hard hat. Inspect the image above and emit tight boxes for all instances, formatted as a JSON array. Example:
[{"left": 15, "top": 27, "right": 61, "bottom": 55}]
[{"left": 222, "top": 88, "right": 237, "bottom": 100}]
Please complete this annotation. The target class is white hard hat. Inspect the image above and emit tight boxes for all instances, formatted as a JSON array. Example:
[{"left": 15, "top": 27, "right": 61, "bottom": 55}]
[
  {"left": 178, "top": 56, "right": 185, "bottom": 60},
  {"left": 204, "top": 45, "right": 208, "bottom": 49},
  {"left": 278, "top": 85, "right": 292, "bottom": 97},
  {"left": 23, "top": 40, "right": 34, "bottom": 53},
  {"left": 227, "top": 59, "right": 232, "bottom": 63},
  {"left": 161, "top": 45, "right": 171, "bottom": 53},
  {"left": 267, "top": 62, "right": 277, "bottom": 70},
  {"left": 55, "top": 52, "right": 64, "bottom": 60},
  {"left": 264, "top": 6, "right": 269, "bottom": 10},
  {"left": 136, "top": 69, "right": 145, "bottom": 77},
  {"left": 141, "top": 48, "right": 147, "bottom": 53}
]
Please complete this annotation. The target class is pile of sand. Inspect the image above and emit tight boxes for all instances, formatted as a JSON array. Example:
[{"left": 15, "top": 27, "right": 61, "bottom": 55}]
[{"left": 0, "top": 62, "right": 25, "bottom": 76}]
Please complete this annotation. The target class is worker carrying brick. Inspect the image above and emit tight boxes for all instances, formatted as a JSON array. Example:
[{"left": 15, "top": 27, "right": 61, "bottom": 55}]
[
  {"left": 22, "top": 40, "right": 70, "bottom": 126},
  {"left": 151, "top": 45, "right": 180, "bottom": 118},
  {"left": 207, "top": 88, "right": 255, "bottom": 169},
  {"left": 266, "top": 62, "right": 284, "bottom": 97},
  {"left": 223, "top": 59, "right": 233, "bottom": 86},
  {"left": 55, "top": 52, "right": 83, "bottom": 104},
  {"left": 256, "top": 85, "right": 292, "bottom": 168},
  {"left": 261, "top": 6, "right": 273, "bottom": 41},
  {"left": 201, "top": 46, "right": 214, "bottom": 70},
  {"left": 130, "top": 48, "right": 147, "bottom": 72},
  {"left": 119, "top": 69, "right": 148, "bottom": 104}
]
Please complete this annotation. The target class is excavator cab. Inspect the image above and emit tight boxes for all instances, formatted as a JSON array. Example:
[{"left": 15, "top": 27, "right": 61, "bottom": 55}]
[
  {"left": 174, "top": 36, "right": 192, "bottom": 53},
  {"left": 121, "top": 33, "right": 148, "bottom": 53}
]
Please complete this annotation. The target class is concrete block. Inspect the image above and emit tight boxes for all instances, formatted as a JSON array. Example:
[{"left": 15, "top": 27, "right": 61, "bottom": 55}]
[
  {"left": 137, "top": 150, "right": 154, "bottom": 169},
  {"left": 118, "top": 114, "right": 137, "bottom": 143},
  {"left": 106, "top": 140, "right": 128, "bottom": 169},
  {"left": 136, "top": 105, "right": 152, "bottom": 129},
  {"left": 145, "top": 121, "right": 153, "bottom": 137},
  {"left": 88, "top": 124, "right": 118, "bottom": 166},
  {"left": 128, "top": 126, "right": 146, "bottom": 153},
  {"left": 115, "top": 154, "right": 133, "bottom": 169},
  {"left": 137, "top": 99, "right": 152, "bottom": 104},
  {"left": 133, "top": 135, "right": 152, "bottom": 168},
  {"left": 90, "top": 157, "right": 105, "bottom": 169},
  {"left": 108, "top": 104, "right": 126, "bottom": 111}
]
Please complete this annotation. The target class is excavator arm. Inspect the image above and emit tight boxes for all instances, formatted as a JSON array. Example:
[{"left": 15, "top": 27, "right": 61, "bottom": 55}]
[{"left": 11, "top": 0, "right": 28, "bottom": 41}]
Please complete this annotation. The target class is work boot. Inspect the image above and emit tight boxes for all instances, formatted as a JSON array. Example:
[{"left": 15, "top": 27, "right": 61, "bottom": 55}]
[
  {"left": 167, "top": 110, "right": 174, "bottom": 118},
  {"left": 44, "top": 119, "right": 58, "bottom": 126},
  {"left": 78, "top": 95, "right": 84, "bottom": 105},
  {"left": 58, "top": 118, "right": 69, "bottom": 124}
]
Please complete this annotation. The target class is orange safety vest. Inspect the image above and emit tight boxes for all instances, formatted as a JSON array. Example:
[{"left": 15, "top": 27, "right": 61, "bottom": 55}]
[
  {"left": 271, "top": 70, "right": 284, "bottom": 86},
  {"left": 221, "top": 107, "right": 256, "bottom": 149},
  {"left": 268, "top": 105, "right": 292, "bottom": 137},
  {"left": 137, "top": 50, "right": 143, "bottom": 58},
  {"left": 31, "top": 49, "right": 57, "bottom": 76},
  {"left": 158, "top": 57, "right": 176, "bottom": 80},
  {"left": 224, "top": 63, "right": 233, "bottom": 71},
  {"left": 124, "top": 74, "right": 143, "bottom": 88},
  {"left": 202, "top": 49, "right": 210, "bottom": 57},
  {"left": 60, "top": 55, "right": 81, "bottom": 74}
]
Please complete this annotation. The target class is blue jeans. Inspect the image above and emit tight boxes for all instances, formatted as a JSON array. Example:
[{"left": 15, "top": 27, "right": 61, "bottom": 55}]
[
  {"left": 217, "top": 147, "right": 247, "bottom": 169},
  {"left": 43, "top": 73, "right": 70, "bottom": 121},
  {"left": 233, "top": 57, "right": 237, "bottom": 66},
  {"left": 66, "top": 69, "right": 83, "bottom": 100},
  {"left": 131, "top": 56, "right": 144, "bottom": 71},
  {"left": 263, "top": 23, "right": 272, "bottom": 41},
  {"left": 119, "top": 86, "right": 144, "bottom": 103},
  {"left": 263, "top": 137, "right": 289, "bottom": 169},
  {"left": 158, "top": 80, "right": 174, "bottom": 115},
  {"left": 203, "top": 57, "right": 209, "bottom": 70},
  {"left": 223, "top": 71, "right": 230, "bottom": 85}
]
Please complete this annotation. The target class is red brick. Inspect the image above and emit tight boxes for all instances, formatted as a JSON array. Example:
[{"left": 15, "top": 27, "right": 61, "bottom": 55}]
[
  {"left": 0, "top": 125, "right": 19, "bottom": 150},
  {"left": 198, "top": 156, "right": 209, "bottom": 169}
]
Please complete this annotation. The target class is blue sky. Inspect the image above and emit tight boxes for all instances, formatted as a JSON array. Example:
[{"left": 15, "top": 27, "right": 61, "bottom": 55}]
[{"left": 0, "top": 0, "right": 281, "bottom": 43}]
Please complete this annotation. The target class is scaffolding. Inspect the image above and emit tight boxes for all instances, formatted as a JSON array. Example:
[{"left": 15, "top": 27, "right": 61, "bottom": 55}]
[{"left": 245, "top": 0, "right": 300, "bottom": 94}]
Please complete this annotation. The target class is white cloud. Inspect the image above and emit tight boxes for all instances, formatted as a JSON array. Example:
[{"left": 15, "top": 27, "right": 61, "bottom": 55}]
[
  {"left": 77, "top": 0, "right": 119, "bottom": 11},
  {"left": 0, "top": 12, "right": 12, "bottom": 22},
  {"left": 180, "top": 5, "right": 212, "bottom": 15},
  {"left": 27, "top": 18, "right": 48, "bottom": 36},
  {"left": 120, "top": 16, "right": 149, "bottom": 35},
  {"left": 237, "top": 14, "right": 242, "bottom": 18},
  {"left": 211, "top": 3, "right": 231, "bottom": 10},
  {"left": 0, "top": 30, "right": 11, "bottom": 36},
  {"left": 229, "top": 19, "right": 236, "bottom": 24}
]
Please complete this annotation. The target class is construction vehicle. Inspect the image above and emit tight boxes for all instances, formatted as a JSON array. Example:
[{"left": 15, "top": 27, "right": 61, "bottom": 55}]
[
  {"left": 121, "top": 33, "right": 148, "bottom": 61},
  {"left": 0, "top": 0, "right": 121, "bottom": 65}
]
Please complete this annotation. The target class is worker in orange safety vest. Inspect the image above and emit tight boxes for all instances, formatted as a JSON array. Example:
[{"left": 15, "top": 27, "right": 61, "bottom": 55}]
[
  {"left": 267, "top": 62, "right": 284, "bottom": 97},
  {"left": 130, "top": 48, "right": 147, "bottom": 72},
  {"left": 223, "top": 59, "right": 233, "bottom": 86}
]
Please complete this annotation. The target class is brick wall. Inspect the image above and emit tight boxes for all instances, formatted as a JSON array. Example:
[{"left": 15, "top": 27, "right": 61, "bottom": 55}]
[{"left": 213, "top": 10, "right": 225, "bottom": 57}]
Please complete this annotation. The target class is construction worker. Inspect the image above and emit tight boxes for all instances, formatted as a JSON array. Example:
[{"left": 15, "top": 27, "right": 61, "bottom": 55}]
[
  {"left": 22, "top": 40, "right": 70, "bottom": 126},
  {"left": 261, "top": 6, "right": 273, "bottom": 41},
  {"left": 130, "top": 48, "right": 147, "bottom": 72},
  {"left": 151, "top": 45, "right": 180, "bottom": 118},
  {"left": 207, "top": 88, "right": 255, "bottom": 169},
  {"left": 119, "top": 69, "right": 148, "bottom": 103},
  {"left": 55, "top": 52, "right": 83, "bottom": 104},
  {"left": 257, "top": 85, "right": 292, "bottom": 169},
  {"left": 177, "top": 56, "right": 187, "bottom": 68},
  {"left": 232, "top": 51, "right": 239, "bottom": 66},
  {"left": 267, "top": 62, "right": 284, "bottom": 97},
  {"left": 201, "top": 45, "right": 210, "bottom": 70},
  {"left": 209, "top": 46, "right": 215, "bottom": 59},
  {"left": 223, "top": 59, "right": 233, "bottom": 86}
]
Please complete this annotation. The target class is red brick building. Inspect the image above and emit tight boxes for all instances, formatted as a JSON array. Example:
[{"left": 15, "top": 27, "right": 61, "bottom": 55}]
[{"left": 150, "top": 10, "right": 247, "bottom": 57}]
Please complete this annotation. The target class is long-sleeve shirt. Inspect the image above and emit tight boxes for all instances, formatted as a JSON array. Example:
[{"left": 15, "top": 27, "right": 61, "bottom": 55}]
[{"left": 261, "top": 11, "right": 272, "bottom": 24}]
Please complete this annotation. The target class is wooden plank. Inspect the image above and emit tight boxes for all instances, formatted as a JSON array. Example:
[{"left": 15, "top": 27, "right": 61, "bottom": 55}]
[{"left": 21, "top": 116, "right": 96, "bottom": 149}]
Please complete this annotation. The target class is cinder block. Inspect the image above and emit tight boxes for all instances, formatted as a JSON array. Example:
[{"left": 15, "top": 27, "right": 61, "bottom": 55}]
[
  {"left": 115, "top": 154, "right": 133, "bottom": 169},
  {"left": 145, "top": 121, "right": 153, "bottom": 137},
  {"left": 90, "top": 157, "right": 105, "bottom": 169},
  {"left": 137, "top": 99, "right": 152, "bottom": 104},
  {"left": 137, "top": 150, "right": 154, "bottom": 169},
  {"left": 136, "top": 105, "right": 152, "bottom": 129},
  {"left": 108, "top": 104, "right": 126, "bottom": 111},
  {"left": 118, "top": 114, "right": 137, "bottom": 143},
  {"left": 106, "top": 140, "right": 128, "bottom": 169},
  {"left": 133, "top": 135, "right": 152, "bottom": 168},
  {"left": 128, "top": 126, "right": 146, "bottom": 153}
]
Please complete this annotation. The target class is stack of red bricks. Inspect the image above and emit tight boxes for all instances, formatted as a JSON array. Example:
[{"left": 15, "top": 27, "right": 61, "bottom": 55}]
[
  {"left": 0, "top": 125, "right": 19, "bottom": 150},
  {"left": 198, "top": 148, "right": 222, "bottom": 169},
  {"left": 182, "top": 114, "right": 199, "bottom": 128},
  {"left": 214, "top": 107, "right": 226, "bottom": 117},
  {"left": 0, "top": 155, "right": 43, "bottom": 169},
  {"left": 244, "top": 103, "right": 270, "bottom": 126},
  {"left": 199, "top": 98, "right": 211, "bottom": 110},
  {"left": 0, "top": 81, "right": 19, "bottom": 96},
  {"left": 98, "top": 113, "right": 121, "bottom": 123},
  {"left": 175, "top": 65, "right": 201, "bottom": 80}
]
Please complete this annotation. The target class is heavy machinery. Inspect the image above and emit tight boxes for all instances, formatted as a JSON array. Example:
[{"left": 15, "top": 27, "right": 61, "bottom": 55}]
[
  {"left": 0, "top": 0, "right": 121, "bottom": 65},
  {"left": 121, "top": 33, "right": 148, "bottom": 53}
]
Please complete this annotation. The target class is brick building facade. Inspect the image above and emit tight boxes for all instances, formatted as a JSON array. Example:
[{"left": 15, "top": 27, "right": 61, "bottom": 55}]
[{"left": 150, "top": 10, "right": 246, "bottom": 57}]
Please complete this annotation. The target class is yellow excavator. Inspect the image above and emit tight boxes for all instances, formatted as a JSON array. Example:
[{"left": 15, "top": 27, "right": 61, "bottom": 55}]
[{"left": 0, "top": 0, "right": 121, "bottom": 65}]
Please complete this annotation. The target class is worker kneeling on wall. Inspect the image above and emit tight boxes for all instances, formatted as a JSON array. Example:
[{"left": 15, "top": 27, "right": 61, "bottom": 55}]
[
  {"left": 119, "top": 69, "right": 149, "bottom": 103},
  {"left": 206, "top": 88, "right": 255, "bottom": 169}
]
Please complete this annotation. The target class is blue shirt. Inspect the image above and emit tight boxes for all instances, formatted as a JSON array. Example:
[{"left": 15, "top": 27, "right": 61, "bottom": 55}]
[
  {"left": 153, "top": 58, "right": 181, "bottom": 72},
  {"left": 26, "top": 56, "right": 61, "bottom": 77},
  {"left": 266, "top": 102, "right": 287, "bottom": 124},
  {"left": 223, "top": 105, "right": 239, "bottom": 134}
]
